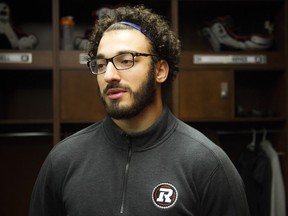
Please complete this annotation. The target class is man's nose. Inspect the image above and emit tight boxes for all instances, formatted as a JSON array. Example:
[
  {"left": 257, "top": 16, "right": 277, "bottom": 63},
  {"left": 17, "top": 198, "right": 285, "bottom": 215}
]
[{"left": 104, "top": 61, "right": 121, "bottom": 83}]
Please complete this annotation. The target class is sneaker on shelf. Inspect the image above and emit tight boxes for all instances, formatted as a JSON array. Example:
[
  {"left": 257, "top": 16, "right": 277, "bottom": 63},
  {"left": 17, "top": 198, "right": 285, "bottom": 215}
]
[{"left": 202, "top": 16, "right": 274, "bottom": 51}]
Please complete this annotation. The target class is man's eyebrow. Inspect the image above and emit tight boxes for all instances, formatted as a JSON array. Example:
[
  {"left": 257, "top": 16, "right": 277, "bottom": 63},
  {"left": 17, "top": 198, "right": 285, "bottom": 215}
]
[
  {"left": 96, "top": 50, "right": 137, "bottom": 59},
  {"left": 95, "top": 54, "right": 104, "bottom": 59}
]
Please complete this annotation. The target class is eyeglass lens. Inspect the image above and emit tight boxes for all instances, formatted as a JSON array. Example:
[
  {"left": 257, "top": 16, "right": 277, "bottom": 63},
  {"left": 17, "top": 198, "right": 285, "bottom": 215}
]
[{"left": 90, "top": 53, "right": 134, "bottom": 74}]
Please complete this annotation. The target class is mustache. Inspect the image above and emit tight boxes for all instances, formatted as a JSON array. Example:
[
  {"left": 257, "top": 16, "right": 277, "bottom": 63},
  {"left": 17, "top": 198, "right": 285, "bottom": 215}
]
[{"left": 103, "top": 83, "right": 130, "bottom": 94}]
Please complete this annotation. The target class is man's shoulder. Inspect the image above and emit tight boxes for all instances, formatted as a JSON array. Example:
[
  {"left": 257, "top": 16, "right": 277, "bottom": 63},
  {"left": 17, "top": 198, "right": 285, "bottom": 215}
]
[
  {"left": 51, "top": 120, "right": 104, "bottom": 155},
  {"left": 174, "top": 119, "right": 229, "bottom": 162},
  {"left": 65, "top": 121, "right": 104, "bottom": 141}
]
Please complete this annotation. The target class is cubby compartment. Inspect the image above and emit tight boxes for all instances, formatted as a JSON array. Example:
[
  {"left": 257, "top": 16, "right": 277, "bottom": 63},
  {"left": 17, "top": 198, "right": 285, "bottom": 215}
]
[
  {"left": 235, "top": 70, "right": 286, "bottom": 120},
  {"left": 58, "top": 0, "right": 172, "bottom": 51},
  {"left": 0, "top": 70, "right": 53, "bottom": 121},
  {"left": 178, "top": 0, "right": 284, "bottom": 52},
  {"left": 0, "top": 136, "right": 53, "bottom": 216},
  {"left": 1, "top": 0, "right": 52, "bottom": 50}
]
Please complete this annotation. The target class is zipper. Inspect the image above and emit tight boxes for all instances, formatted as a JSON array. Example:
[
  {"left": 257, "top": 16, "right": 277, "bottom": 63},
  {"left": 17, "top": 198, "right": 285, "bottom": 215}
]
[{"left": 120, "top": 138, "right": 132, "bottom": 214}]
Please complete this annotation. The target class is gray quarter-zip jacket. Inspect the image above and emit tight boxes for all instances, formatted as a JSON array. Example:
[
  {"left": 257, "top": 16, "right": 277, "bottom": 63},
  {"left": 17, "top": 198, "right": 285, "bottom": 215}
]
[{"left": 29, "top": 107, "right": 250, "bottom": 216}]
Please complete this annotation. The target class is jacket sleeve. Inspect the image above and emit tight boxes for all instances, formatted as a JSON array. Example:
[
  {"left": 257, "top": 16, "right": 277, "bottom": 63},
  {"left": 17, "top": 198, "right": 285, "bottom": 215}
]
[
  {"left": 29, "top": 154, "right": 65, "bottom": 216},
  {"left": 199, "top": 159, "right": 250, "bottom": 216}
]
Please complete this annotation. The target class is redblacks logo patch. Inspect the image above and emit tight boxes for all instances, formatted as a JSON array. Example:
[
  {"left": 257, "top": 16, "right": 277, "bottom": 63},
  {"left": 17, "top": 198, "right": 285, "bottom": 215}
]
[{"left": 152, "top": 183, "right": 178, "bottom": 209}]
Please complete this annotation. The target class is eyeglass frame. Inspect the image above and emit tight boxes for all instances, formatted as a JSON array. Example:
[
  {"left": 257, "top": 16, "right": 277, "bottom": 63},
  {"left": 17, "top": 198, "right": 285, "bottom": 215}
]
[{"left": 87, "top": 52, "right": 158, "bottom": 75}]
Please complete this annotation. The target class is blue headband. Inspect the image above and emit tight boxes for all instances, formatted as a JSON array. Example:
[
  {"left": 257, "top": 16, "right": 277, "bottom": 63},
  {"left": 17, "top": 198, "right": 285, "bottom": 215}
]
[{"left": 117, "top": 21, "right": 156, "bottom": 45}]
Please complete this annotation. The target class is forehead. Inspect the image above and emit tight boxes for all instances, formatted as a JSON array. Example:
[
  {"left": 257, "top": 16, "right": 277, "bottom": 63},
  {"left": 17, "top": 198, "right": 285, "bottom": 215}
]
[{"left": 97, "top": 29, "right": 151, "bottom": 57}]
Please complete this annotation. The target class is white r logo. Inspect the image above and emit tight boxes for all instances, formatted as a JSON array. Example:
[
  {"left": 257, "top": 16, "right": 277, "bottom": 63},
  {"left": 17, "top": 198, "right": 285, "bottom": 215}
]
[
  {"left": 152, "top": 183, "right": 178, "bottom": 209},
  {"left": 156, "top": 188, "right": 173, "bottom": 203}
]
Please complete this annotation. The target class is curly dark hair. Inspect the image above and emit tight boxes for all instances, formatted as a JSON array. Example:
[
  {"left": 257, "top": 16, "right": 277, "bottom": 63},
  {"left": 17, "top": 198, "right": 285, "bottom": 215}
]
[{"left": 88, "top": 4, "right": 181, "bottom": 82}]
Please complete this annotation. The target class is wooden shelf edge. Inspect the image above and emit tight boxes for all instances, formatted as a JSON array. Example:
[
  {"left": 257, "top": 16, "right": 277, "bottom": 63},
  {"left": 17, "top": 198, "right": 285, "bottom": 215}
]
[
  {"left": 59, "top": 50, "right": 88, "bottom": 69},
  {"left": 179, "top": 117, "right": 285, "bottom": 123},
  {"left": 0, "top": 50, "right": 53, "bottom": 70},
  {"left": 180, "top": 51, "right": 285, "bottom": 71},
  {"left": 0, "top": 119, "right": 53, "bottom": 125}
]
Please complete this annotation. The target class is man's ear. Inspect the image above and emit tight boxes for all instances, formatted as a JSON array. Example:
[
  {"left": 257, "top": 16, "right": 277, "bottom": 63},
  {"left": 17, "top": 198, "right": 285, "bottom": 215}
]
[{"left": 155, "top": 60, "right": 169, "bottom": 83}]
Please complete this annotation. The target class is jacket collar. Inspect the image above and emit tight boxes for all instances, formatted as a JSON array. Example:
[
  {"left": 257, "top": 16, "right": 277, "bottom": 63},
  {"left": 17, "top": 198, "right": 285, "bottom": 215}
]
[{"left": 102, "top": 106, "right": 178, "bottom": 151}]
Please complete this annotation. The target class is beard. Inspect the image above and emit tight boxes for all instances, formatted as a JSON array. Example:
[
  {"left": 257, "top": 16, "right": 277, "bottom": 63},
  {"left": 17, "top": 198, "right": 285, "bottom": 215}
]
[{"left": 98, "top": 65, "right": 156, "bottom": 120}]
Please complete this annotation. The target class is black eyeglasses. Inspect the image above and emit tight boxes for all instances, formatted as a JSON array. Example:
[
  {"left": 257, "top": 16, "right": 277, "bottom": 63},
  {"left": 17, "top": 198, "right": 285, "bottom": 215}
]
[{"left": 87, "top": 52, "right": 158, "bottom": 75}]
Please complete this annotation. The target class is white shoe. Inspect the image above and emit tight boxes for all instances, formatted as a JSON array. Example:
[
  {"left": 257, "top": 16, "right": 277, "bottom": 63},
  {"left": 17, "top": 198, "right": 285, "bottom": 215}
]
[{"left": 202, "top": 16, "right": 273, "bottom": 51}]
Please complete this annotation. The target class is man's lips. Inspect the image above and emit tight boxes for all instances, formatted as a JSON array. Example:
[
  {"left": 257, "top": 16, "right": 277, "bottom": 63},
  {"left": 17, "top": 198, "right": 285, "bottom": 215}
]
[{"left": 106, "top": 88, "right": 127, "bottom": 99}]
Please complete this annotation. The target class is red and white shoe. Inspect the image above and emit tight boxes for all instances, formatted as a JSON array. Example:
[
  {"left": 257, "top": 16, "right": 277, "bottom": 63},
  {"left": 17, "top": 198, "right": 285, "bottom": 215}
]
[{"left": 202, "top": 16, "right": 273, "bottom": 51}]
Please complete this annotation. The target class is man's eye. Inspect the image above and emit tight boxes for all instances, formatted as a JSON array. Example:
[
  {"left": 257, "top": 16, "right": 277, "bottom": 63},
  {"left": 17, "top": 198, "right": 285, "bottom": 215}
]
[
  {"left": 97, "top": 64, "right": 106, "bottom": 69},
  {"left": 121, "top": 59, "right": 133, "bottom": 65}
]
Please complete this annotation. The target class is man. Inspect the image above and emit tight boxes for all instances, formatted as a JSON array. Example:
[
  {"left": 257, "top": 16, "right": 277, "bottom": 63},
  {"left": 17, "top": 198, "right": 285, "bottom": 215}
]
[{"left": 30, "top": 5, "right": 250, "bottom": 216}]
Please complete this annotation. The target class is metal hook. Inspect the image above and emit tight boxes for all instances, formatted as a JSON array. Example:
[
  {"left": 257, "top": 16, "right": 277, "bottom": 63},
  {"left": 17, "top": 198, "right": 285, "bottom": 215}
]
[{"left": 247, "top": 128, "right": 256, "bottom": 151}]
